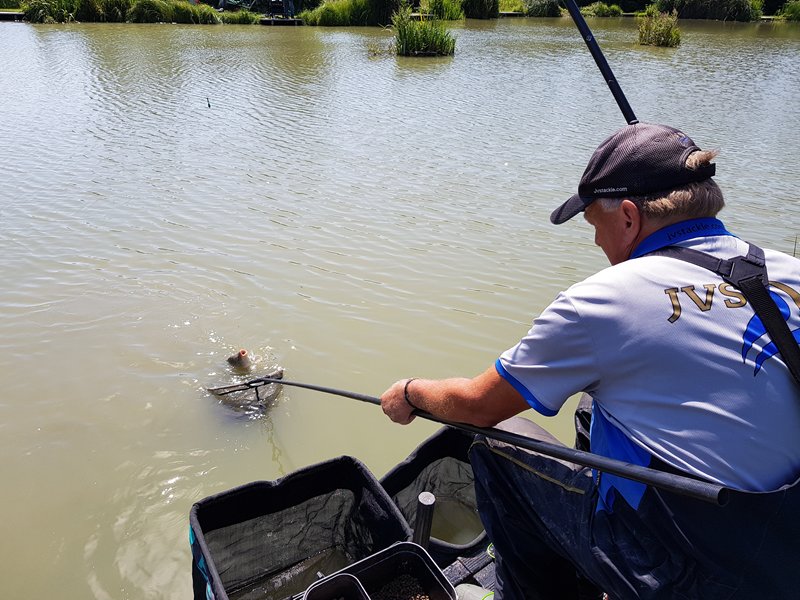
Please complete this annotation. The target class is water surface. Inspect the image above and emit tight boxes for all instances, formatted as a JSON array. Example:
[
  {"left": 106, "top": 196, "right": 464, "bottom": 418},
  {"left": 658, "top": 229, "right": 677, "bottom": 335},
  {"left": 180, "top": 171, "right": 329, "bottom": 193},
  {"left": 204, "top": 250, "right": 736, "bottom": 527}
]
[{"left": 0, "top": 17, "right": 798, "bottom": 599}]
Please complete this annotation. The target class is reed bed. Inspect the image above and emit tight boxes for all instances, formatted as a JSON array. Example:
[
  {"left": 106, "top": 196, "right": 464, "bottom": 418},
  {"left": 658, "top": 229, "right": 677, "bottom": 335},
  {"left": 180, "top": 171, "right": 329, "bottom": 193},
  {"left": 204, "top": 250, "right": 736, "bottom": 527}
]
[
  {"left": 392, "top": 1, "right": 455, "bottom": 56},
  {"left": 638, "top": 5, "right": 680, "bottom": 47}
]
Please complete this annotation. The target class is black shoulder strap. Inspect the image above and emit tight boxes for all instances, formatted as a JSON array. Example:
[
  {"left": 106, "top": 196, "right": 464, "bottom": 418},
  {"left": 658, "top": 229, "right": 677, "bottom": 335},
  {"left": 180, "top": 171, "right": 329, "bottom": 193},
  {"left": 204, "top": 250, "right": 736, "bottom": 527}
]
[{"left": 650, "top": 243, "right": 800, "bottom": 387}]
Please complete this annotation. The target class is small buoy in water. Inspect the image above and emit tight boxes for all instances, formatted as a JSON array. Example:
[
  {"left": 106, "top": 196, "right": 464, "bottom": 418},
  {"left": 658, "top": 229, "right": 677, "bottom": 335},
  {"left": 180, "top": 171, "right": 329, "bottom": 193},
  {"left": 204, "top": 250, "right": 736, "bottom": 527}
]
[{"left": 227, "top": 349, "right": 253, "bottom": 372}]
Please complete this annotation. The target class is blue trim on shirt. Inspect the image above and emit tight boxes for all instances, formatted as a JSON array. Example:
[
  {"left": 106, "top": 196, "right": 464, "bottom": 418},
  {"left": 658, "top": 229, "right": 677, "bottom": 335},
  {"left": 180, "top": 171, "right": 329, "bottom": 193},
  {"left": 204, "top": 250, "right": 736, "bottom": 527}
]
[
  {"left": 590, "top": 404, "right": 652, "bottom": 513},
  {"left": 630, "top": 218, "right": 734, "bottom": 259},
  {"left": 495, "top": 359, "right": 558, "bottom": 417}
]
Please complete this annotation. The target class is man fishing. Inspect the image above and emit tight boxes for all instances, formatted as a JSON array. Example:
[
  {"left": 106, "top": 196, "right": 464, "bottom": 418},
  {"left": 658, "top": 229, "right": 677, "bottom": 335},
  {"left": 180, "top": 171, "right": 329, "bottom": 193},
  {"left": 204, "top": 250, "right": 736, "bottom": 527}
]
[{"left": 380, "top": 122, "right": 800, "bottom": 599}]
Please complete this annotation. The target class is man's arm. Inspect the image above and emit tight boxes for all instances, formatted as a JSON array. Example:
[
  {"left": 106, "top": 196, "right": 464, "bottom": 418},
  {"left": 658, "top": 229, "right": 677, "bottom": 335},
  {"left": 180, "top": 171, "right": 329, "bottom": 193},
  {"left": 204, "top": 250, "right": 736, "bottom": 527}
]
[{"left": 380, "top": 366, "right": 529, "bottom": 427}]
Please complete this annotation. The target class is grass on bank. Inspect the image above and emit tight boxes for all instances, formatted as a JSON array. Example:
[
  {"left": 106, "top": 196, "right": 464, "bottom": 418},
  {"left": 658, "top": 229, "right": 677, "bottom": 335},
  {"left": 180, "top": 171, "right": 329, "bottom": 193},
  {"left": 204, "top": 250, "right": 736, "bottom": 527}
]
[
  {"left": 127, "top": 0, "right": 221, "bottom": 22},
  {"left": 20, "top": 0, "right": 264, "bottom": 22}
]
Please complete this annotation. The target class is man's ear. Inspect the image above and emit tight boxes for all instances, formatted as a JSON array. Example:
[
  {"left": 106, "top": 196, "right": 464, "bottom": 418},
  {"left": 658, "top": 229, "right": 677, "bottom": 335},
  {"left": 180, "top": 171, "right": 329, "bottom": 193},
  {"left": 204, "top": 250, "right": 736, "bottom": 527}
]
[{"left": 619, "top": 199, "right": 642, "bottom": 233}]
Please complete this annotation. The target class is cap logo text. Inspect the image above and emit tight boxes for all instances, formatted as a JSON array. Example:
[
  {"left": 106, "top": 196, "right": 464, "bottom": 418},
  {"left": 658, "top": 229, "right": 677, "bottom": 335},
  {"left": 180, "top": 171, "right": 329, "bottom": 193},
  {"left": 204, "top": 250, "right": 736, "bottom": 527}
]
[{"left": 594, "top": 186, "right": 628, "bottom": 194}]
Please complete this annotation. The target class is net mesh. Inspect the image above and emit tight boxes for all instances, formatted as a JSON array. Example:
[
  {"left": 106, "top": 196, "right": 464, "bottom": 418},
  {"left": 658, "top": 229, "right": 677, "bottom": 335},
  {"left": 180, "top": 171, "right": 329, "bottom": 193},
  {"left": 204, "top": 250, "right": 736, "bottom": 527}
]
[
  {"left": 380, "top": 427, "right": 486, "bottom": 566},
  {"left": 190, "top": 456, "right": 412, "bottom": 600}
]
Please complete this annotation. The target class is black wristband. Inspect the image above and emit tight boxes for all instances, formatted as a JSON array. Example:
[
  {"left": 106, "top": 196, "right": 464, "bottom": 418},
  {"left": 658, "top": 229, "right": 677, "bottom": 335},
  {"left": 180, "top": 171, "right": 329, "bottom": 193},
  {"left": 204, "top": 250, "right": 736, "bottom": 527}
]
[{"left": 403, "top": 378, "right": 419, "bottom": 410}]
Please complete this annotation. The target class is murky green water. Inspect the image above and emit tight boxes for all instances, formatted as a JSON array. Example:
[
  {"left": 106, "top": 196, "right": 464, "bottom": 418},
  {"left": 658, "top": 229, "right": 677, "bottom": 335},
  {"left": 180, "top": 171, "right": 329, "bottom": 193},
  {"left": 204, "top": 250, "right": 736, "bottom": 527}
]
[{"left": 0, "top": 16, "right": 798, "bottom": 599}]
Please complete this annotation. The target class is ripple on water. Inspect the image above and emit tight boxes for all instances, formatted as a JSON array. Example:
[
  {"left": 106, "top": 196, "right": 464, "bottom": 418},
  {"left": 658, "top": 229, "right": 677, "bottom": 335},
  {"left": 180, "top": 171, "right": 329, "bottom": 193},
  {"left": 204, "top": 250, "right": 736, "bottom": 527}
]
[{"left": 0, "top": 19, "right": 798, "bottom": 600}]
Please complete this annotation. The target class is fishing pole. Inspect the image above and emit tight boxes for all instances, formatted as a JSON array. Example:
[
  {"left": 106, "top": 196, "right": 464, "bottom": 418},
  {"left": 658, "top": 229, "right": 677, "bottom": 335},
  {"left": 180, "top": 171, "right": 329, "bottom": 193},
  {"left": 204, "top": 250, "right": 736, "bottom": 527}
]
[
  {"left": 208, "top": 376, "right": 728, "bottom": 506},
  {"left": 562, "top": 0, "right": 638, "bottom": 125}
]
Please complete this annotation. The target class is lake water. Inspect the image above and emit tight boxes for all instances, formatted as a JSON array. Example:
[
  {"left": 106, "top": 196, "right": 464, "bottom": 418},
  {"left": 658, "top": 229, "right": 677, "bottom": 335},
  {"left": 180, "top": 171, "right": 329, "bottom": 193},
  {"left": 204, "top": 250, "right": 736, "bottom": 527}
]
[{"left": 1, "top": 16, "right": 798, "bottom": 599}]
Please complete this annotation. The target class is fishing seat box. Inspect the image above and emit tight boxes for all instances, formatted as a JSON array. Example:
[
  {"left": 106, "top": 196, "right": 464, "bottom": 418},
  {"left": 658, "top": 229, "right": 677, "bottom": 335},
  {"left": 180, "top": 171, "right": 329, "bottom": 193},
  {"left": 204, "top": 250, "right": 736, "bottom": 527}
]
[{"left": 190, "top": 455, "right": 412, "bottom": 600}]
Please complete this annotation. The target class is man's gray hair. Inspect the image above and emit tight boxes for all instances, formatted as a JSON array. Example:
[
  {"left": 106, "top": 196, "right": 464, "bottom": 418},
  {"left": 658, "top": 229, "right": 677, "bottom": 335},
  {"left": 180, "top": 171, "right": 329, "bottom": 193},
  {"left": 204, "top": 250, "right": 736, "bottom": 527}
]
[{"left": 596, "top": 150, "right": 724, "bottom": 220}]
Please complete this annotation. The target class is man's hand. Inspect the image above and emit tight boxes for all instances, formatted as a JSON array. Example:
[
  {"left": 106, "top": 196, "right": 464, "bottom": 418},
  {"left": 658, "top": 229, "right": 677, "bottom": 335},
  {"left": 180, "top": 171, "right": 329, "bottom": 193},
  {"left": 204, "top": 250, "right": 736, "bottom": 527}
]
[
  {"left": 380, "top": 379, "right": 417, "bottom": 425},
  {"left": 381, "top": 368, "right": 527, "bottom": 428}
]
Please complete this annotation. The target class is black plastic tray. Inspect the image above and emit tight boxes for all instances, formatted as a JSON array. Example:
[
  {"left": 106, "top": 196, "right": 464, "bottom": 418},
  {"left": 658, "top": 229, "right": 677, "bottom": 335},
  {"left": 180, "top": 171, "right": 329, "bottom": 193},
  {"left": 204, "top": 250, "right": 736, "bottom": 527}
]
[{"left": 310, "top": 542, "right": 456, "bottom": 600}]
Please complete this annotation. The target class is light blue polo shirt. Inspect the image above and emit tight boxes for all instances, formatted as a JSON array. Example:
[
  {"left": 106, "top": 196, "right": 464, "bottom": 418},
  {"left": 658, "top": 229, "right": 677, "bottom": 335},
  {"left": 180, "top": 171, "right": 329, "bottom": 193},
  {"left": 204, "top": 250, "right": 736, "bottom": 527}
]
[{"left": 497, "top": 218, "right": 800, "bottom": 511}]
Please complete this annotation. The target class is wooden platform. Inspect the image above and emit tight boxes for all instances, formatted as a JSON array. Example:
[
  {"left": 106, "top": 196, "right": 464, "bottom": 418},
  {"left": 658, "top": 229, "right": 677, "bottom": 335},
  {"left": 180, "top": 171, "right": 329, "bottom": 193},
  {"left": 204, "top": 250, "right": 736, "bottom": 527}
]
[
  {"left": 0, "top": 11, "right": 24, "bottom": 21},
  {"left": 259, "top": 16, "right": 302, "bottom": 24}
]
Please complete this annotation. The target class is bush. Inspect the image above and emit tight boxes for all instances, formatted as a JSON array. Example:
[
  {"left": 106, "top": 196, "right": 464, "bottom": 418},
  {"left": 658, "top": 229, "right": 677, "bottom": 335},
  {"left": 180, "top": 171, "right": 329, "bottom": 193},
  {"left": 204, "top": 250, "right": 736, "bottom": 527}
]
[
  {"left": 581, "top": 1, "right": 622, "bottom": 15},
  {"left": 638, "top": 5, "right": 680, "bottom": 46},
  {"left": 392, "top": 0, "right": 454, "bottom": 55},
  {"left": 523, "top": 0, "right": 560, "bottom": 16},
  {"left": 462, "top": 0, "right": 498, "bottom": 18},
  {"left": 424, "top": 0, "right": 463, "bottom": 19},
  {"left": 0, "top": 0, "right": 21, "bottom": 8},
  {"left": 656, "top": 0, "right": 762, "bottom": 21},
  {"left": 780, "top": 0, "right": 800, "bottom": 19}
]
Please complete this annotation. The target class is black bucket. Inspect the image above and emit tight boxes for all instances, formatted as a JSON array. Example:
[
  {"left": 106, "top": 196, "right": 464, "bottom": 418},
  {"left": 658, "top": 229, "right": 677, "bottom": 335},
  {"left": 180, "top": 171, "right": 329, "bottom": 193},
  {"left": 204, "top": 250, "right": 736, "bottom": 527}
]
[
  {"left": 190, "top": 455, "right": 412, "bottom": 600},
  {"left": 380, "top": 427, "right": 487, "bottom": 567}
]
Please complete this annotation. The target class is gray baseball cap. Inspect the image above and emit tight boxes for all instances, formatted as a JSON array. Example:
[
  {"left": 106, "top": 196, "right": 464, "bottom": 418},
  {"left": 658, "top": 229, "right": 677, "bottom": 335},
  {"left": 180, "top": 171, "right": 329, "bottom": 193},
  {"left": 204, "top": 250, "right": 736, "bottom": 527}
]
[{"left": 551, "top": 122, "right": 716, "bottom": 225}]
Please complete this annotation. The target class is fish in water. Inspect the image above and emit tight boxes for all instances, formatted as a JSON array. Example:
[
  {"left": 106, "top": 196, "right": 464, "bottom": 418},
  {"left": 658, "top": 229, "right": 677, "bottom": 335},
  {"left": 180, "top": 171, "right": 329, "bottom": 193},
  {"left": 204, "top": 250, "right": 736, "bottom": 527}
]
[
  {"left": 227, "top": 349, "right": 253, "bottom": 372},
  {"left": 208, "top": 366, "right": 285, "bottom": 415}
]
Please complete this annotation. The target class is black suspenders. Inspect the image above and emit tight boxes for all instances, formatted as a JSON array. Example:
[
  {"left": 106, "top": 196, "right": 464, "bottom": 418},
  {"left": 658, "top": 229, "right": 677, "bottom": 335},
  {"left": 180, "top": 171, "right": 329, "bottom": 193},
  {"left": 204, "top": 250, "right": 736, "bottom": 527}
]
[{"left": 649, "top": 243, "right": 800, "bottom": 387}]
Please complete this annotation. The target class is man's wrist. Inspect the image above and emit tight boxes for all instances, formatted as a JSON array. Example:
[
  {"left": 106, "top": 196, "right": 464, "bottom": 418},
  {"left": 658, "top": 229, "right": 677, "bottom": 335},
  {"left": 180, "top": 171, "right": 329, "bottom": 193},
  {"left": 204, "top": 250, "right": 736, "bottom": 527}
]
[{"left": 403, "top": 378, "right": 419, "bottom": 410}]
